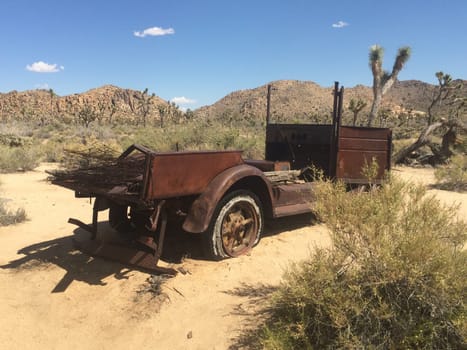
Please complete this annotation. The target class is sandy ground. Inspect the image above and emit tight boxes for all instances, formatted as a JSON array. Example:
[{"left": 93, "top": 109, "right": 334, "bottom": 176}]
[{"left": 0, "top": 165, "right": 465, "bottom": 350}]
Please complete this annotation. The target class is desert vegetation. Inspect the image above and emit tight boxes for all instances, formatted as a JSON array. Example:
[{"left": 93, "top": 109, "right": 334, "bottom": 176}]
[
  {"left": 250, "top": 176, "right": 466, "bottom": 349},
  {"left": 434, "top": 154, "right": 467, "bottom": 192},
  {"left": 0, "top": 180, "right": 27, "bottom": 226},
  {"left": 0, "top": 112, "right": 265, "bottom": 173},
  {"left": 0, "top": 79, "right": 464, "bottom": 173},
  {"left": 367, "top": 45, "right": 411, "bottom": 126},
  {"left": 0, "top": 200, "right": 27, "bottom": 226}
]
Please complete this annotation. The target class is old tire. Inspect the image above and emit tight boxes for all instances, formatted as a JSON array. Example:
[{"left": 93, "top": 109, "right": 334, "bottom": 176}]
[{"left": 203, "top": 190, "right": 263, "bottom": 260}]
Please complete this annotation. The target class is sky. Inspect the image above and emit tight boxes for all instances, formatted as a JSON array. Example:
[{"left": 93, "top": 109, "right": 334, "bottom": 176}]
[{"left": 1, "top": 0, "right": 466, "bottom": 110}]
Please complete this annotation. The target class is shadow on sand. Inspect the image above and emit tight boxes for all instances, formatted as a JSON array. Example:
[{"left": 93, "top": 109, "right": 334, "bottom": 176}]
[
  {"left": 1, "top": 224, "right": 134, "bottom": 293},
  {"left": 1, "top": 213, "right": 316, "bottom": 293}
]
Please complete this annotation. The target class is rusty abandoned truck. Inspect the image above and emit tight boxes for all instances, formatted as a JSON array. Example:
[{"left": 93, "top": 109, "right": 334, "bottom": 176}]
[{"left": 51, "top": 83, "right": 392, "bottom": 274}]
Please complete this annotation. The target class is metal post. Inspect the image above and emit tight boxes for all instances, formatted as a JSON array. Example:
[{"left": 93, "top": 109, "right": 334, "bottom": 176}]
[
  {"left": 332, "top": 81, "right": 339, "bottom": 125},
  {"left": 329, "top": 82, "right": 340, "bottom": 178},
  {"left": 266, "top": 84, "right": 272, "bottom": 125}
]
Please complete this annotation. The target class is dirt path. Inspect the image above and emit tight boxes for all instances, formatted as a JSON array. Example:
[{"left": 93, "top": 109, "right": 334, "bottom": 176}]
[
  {"left": 393, "top": 166, "right": 467, "bottom": 221},
  {"left": 0, "top": 165, "right": 465, "bottom": 349}
]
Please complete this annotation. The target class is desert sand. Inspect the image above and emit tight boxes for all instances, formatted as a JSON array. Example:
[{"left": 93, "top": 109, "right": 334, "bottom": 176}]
[{"left": 0, "top": 165, "right": 465, "bottom": 350}]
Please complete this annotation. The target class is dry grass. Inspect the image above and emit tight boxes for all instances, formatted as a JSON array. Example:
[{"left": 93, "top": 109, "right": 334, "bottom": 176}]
[{"left": 0, "top": 199, "right": 27, "bottom": 226}]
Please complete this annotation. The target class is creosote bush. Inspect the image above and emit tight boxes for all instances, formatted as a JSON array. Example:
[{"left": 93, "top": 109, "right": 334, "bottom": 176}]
[
  {"left": 259, "top": 177, "right": 466, "bottom": 349},
  {"left": 435, "top": 154, "right": 467, "bottom": 192},
  {"left": 0, "top": 200, "right": 27, "bottom": 226},
  {"left": 0, "top": 145, "right": 40, "bottom": 172}
]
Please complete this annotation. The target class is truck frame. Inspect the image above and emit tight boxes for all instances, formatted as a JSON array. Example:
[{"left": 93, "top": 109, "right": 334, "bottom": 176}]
[{"left": 51, "top": 82, "right": 392, "bottom": 274}]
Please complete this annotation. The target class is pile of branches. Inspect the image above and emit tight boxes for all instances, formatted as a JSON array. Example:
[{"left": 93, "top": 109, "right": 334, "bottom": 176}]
[{"left": 48, "top": 144, "right": 147, "bottom": 192}]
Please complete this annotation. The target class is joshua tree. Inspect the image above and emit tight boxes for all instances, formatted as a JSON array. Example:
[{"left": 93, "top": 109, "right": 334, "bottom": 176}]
[
  {"left": 77, "top": 103, "right": 97, "bottom": 128},
  {"left": 368, "top": 45, "right": 411, "bottom": 126},
  {"left": 48, "top": 88, "right": 56, "bottom": 119},
  {"left": 137, "top": 88, "right": 154, "bottom": 127},
  {"left": 108, "top": 98, "right": 118, "bottom": 124},
  {"left": 348, "top": 98, "right": 367, "bottom": 126},
  {"left": 97, "top": 100, "right": 107, "bottom": 125},
  {"left": 168, "top": 101, "right": 183, "bottom": 122},
  {"left": 185, "top": 108, "right": 194, "bottom": 120},
  {"left": 157, "top": 104, "right": 166, "bottom": 128},
  {"left": 426, "top": 72, "right": 460, "bottom": 125}
]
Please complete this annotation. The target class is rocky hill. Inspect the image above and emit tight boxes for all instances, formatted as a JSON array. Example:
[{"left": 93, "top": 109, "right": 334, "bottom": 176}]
[
  {"left": 194, "top": 79, "right": 462, "bottom": 124},
  {"left": 0, "top": 85, "right": 180, "bottom": 125},
  {"left": 0, "top": 79, "right": 464, "bottom": 126}
]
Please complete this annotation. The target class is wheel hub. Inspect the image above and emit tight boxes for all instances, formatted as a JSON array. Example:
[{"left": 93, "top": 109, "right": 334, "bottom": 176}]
[{"left": 221, "top": 207, "right": 256, "bottom": 256}]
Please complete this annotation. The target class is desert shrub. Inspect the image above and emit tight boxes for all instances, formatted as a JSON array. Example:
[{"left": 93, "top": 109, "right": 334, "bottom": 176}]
[
  {"left": 0, "top": 134, "right": 32, "bottom": 147},
  {"left": 0, "top": 121, "right": 34, "bottom": 137},
  {"left": 435, "top": 154, "right": 467, "bottom": 192},
  {"left": 39, "top": 141, "right": 66, "bottom": 163},
  {"left": 258, "top": 178, "right": 466, "bottom": 349},
  {"left": 0, "top": 199, "right": 27, "bottom": 226},
  {"left": 118, "top": 119, "right": 264, "bottom": 158},
  {"left": 0, "top": 145, "right": 41, "bottom": 172}
]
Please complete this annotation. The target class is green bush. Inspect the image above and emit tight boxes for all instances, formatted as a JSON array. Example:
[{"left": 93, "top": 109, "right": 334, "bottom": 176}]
[
  {"left": 0, "top": 145, "right": 40, "bottom": 172},
  {"left": 258, "top": 178, "right": 466, "bottom": 349},
  {"left": 435, "top": 154, "right": 467, "bottom": 192},
  {"left": 39, "top": 141, "right": 66, "bottom": 163}
]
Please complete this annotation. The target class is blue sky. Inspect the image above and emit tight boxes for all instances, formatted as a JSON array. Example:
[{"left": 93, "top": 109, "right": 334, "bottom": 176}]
[{"left": 1, "top": 0, "right": 466, "bottom": 109}]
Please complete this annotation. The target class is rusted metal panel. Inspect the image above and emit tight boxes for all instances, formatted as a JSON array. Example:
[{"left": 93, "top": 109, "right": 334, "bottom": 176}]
[
  {"left": 336, "top": 150, "right": 388, "bottom": 180},
  {"left": 244, "top": 159, "right": 275, "bottom": 171},
  {"left": 145, "top": 151, "right": 244, "bottom": 200},
  {"left": 244, "top": 159, "right": 291, "bottom": 172},
  {"left": 273, "top": 183, "right": 316, "bottom": 207},
  {"left": 335, "top": 126, "right": 391, "bottom": 183},
  {"left": 339, "top": 126, "right": 390, "bottom": 139},
  {"left": 274, "top": 202, "right": 314, "bottom": 217},
  {"left": 272, "top": 182, "right": 316, "bottom": 217},
  {"left": 338, "top": 138, "right": 388, "bottom": 151}
]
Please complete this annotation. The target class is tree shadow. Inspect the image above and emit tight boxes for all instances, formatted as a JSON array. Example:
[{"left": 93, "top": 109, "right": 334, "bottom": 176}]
[{"left": 429, "top": 182, "right": 467, "bottom": 193}]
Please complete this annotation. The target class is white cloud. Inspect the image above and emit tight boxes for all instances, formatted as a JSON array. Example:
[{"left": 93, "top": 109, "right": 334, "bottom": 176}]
[
  {"left": 170, "top": 96, "right": 196, "bottom": 105},
  {"left": 26, "top": 61, "right": 64, "bottom": 73},
  {"left": 134, "top": 26, "right": 175, "bottom": 38},
  {"left": 332, "top": 21, "right": 349, "bottom": 28}
]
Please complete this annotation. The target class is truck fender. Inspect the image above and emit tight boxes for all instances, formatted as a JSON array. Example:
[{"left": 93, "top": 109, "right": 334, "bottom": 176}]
[{"left": 182, "top": 164, "right": 274, "bottom": 233}]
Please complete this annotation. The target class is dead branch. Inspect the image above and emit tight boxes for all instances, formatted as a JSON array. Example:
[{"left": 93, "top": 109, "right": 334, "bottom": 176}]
[{"left": 393, "top": 119, "right": 467, "bottom": 165}]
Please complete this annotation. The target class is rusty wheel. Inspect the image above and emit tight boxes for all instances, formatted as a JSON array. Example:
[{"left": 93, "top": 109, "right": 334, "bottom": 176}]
[{"left": 204, "top": 190, "right": 263, "bottom": 260}]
